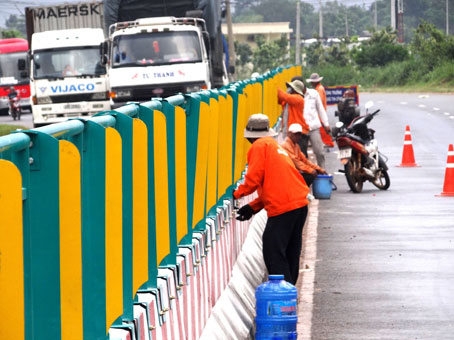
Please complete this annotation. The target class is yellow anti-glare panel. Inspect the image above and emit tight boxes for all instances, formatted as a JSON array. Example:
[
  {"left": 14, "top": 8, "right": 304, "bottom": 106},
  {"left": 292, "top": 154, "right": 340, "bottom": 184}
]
[
  {"left": 105, "top": 127, "right": 123, "bottom": 333},
  {"left": 174, "top": 106, "right": 188, "bottom": 244},
  {"left": 0, "top": 160, "right": 24, "bottom": 340},
  {"left": 132, "top": 119, "right": 149, "bottom": 295},
  {"left": 59, "top": 141, "right": 83, "bottom": 340},
  {"left": 153, "top": 110, "right": 170, "bottom": 265}
]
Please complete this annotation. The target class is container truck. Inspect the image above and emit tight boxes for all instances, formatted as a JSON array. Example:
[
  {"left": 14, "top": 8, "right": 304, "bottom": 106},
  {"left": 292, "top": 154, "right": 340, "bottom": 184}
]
[
  {"left": 25, "top": 2, "right": 109, "bottom": 126},
  {"left": 0, "top": 38, "right": 31, "bottom": 114},
  {"left": 103, "top": 0, "right": 229, "bottom": 106},
  {"left": 29, "top": 28, "right": 110, "bottom": 126}
]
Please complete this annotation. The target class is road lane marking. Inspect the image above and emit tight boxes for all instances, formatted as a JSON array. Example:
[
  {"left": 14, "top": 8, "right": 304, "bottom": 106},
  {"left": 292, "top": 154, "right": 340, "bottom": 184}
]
[
  {"left": 444, "top": 112, "right": 450, "bottom": 116},
  {"left": 418, "top": 95, "right": 429, "bottom": 98},
  {"left": 418, "top": 104, "right": 426, "bottom": 108},
  {"left": 400, "top": 102, "right": 408, "bottom": 105},
  {"left": 433, "top": 107, "right": 440, "bottom": 111}
]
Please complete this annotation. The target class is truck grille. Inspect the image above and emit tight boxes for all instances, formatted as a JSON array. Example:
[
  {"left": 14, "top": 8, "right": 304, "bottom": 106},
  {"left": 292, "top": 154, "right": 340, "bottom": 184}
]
[
  {"left": 50, "top": 94, "right": 94, "bottom": 103},
  {"left": 133, "top": 86, "right": 185, "bottom": 100},
  {"left": 113, "top": 85, "right": 186, "bottom": 102}
]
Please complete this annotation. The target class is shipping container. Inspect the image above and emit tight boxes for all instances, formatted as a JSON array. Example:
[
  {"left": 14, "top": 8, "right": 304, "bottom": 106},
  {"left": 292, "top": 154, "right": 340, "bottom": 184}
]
[{"left": 25, "top": 1, "right": 104, "bottom": 44}]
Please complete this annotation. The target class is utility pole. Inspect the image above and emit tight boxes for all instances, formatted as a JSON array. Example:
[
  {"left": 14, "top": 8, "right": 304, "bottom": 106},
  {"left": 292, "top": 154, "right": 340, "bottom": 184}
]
[
  {"left": 225, "top": 0, "right": 236, "bottom": 81},
  {"left": 447, "top": 0, "right": 449, "bottom": 35},
  {"left": 345, "top": 12, "right": 349, "bottom": 37},
  {"left": 397, "top": 0, "right": 404, "bottom": 43},
  {"left": 391, "top": 0, "right": 396, "bottom": 30},
  {"left": 374, "top": 1, "right": 378, "bottom": 30},
  {"left": 295, "top": 0, "right": 301, "bottom": 64},
  {"left": 319, "top": 0, "right": 323, "bottom": 38}
]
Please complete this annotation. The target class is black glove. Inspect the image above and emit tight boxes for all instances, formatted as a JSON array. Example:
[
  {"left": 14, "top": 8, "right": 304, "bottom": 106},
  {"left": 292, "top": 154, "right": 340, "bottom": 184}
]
[{"left": 236, "top": 204, "right": 255, "bottom": 221}]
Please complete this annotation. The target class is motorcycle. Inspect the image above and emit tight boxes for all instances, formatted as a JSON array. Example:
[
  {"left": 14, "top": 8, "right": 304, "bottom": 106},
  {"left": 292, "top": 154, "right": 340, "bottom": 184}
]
[
  {"left": 332, "top": 101, "right": 390, "bottom": 193},
  {"left": 8, "top": 91, "right": 21, "bottom": 121}
]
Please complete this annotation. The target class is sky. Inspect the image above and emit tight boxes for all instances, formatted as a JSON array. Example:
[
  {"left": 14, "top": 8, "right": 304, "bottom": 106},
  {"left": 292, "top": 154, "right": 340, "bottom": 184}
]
[{"left": 0, "top": 0, "right": 379, "bottom": 27}]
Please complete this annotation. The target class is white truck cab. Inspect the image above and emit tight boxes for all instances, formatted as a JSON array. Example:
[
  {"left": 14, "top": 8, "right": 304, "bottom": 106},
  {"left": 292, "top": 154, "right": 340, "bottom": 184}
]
[
  {"left": 108, "top": 17, "right": 211, "bottom": 106},
  {"left": 30, "top": 28, "right": 110, "bottom": 127}
]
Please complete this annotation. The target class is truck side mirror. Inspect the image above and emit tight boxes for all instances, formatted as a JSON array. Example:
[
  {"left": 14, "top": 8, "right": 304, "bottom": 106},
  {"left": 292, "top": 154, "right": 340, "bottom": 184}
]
[
  {"left": 18, "top": 59, "right": 26, "bottom": 71},
  {"left": 100, "top": 41, "right": 109, "bottom": 65}
]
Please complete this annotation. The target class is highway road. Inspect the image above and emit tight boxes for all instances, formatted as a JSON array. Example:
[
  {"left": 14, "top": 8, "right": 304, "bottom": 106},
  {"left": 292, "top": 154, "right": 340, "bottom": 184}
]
[
  {"left": 307, "top": 92, "right": 454, "bottom": 340},
  {"left": 0, "top": 108, "right": 33, "bottom": 129}
]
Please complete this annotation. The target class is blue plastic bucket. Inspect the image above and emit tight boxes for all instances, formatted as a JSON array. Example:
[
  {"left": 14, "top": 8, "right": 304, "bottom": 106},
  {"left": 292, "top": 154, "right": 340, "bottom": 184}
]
[
  {"left": 312, "top": 175, "right": 336, "bottom": 199},
  {"left": 255, "top": 275, "right": 297, "bottom": 340}
]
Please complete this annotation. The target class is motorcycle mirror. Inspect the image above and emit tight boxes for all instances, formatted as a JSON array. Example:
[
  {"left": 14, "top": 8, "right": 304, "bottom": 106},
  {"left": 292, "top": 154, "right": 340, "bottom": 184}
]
[{"left": 365, "top": 101, "right": 374, "bottom": 110}]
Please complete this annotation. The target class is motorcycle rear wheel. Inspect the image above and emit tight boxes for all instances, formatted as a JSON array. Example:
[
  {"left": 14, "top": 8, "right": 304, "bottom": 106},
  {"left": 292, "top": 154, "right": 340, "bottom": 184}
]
[
  {"left": 372, "top": 169, "right": 390, "bottom": 190},
  {"left": 344, "top": 157, "right": 363, "bottom": 193}
]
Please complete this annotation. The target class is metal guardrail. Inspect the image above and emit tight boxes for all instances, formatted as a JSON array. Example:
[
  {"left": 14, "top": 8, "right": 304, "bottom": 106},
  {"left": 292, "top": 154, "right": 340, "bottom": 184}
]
[{"left": 0, "top": 65, "right": 301, "bottom": 340}]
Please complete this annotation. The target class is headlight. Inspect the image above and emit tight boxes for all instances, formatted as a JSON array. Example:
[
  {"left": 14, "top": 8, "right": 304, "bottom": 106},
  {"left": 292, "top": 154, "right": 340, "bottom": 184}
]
[
  {"left": 91, "top": 92, "right": 109, "bottom": 100},
  {"left": 116, "top": 90, "right": 132, "bottom": 98},
  {"left": 37, "top": 96, "right": 52, "bottom": 104},
  {"left": 185, "top": 84, "right": 202, "bottom": 93}
]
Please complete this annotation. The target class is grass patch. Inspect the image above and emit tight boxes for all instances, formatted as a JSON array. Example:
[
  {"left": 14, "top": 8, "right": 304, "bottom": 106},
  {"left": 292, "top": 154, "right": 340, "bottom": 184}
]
[
  {"left": 0, "top": 124, "right": 28, "bottom": 137},
  {"left": 305, "top": 59, "right": 454, "bottom": 93}
]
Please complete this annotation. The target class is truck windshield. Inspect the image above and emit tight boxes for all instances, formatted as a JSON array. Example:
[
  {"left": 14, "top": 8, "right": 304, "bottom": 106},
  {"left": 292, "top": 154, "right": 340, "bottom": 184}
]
[
  {"left": 0, "top": 52, "right": 28, "bottom": 85},
  {"left": 33, "top": 46, "right": 106, "bottom": 79},
  {"left": 112, "top": 31, "right": 202, "bottom": 67}
]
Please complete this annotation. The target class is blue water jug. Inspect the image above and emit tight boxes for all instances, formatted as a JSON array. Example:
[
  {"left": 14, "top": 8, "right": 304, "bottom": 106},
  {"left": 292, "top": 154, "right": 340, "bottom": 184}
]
[
  {"left": 312, "top": 174, "right": 337, "bottom": 199},
  {"left": 255, "top": 275, "right": 298, "bottom": 340}
]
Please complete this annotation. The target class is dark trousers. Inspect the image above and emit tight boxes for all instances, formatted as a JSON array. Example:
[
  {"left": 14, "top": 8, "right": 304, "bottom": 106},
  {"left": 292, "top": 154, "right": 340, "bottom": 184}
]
[
  {"left": 301, "top": 172, "right": 315, "bottom": 187},
  {"left": 299, "top": 134, "right": 310, "bottom": 157},
  {"left": 262, "top": 206, "right": 308, "bottom": 285}
]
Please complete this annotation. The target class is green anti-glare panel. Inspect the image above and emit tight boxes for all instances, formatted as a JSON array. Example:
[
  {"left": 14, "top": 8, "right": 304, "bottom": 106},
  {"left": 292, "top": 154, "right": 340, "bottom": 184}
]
[
  {"left": 23, "top": 130, "right": 62, "bottom": 340},
  {"left": 80, "top": 120, "right": 108, "bottom": 339},
  {"left": 111, "top": 111, "right": 134, "bottom": 321}
]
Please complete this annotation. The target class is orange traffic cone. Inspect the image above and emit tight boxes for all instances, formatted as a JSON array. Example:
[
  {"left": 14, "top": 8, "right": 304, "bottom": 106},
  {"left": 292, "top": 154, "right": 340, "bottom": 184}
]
[
  {"left": 436, "top": 144, "right": 454, "bottom": 197},
  {"left": 397, "top": 125, "right": 420, "bottom": 167}
]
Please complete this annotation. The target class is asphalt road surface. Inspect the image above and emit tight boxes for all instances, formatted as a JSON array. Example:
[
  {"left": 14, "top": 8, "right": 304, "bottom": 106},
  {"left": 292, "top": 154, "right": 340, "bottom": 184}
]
[
  {"left": 0, "top": 109, "right": 33, "bottom": 129},
  {"left": 310, "top": 92, "right": 454, "bottom": 340}
]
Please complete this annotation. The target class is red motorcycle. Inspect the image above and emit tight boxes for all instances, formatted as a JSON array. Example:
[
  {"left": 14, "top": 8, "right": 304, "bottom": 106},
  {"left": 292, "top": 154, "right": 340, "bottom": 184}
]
[
  {"left": 332, "top": 101, "right": 390, "bottom": 193},
  {"left": 8, "top": 89, "right": 21, "bottom": 121}
]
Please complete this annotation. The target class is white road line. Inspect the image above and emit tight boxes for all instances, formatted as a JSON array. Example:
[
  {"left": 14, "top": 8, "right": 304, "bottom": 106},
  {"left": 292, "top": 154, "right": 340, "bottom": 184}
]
[
  {"left": 418, "top": 104, "right": 426, "bottom": 108},
  {"left": 433, "top": 107, "right": 440, "bottom": 111},
  {"left": 444, "top": 112, "right": 450, "bottom": 116},
  {"left": 297, "top": 200, "right": 318, "bottom": 340},
  {"left": 450, "top": 116, "right": 454, "bottom": 120},
  {"left": 400, "top": 102, "right": 408, "bottom": 105},
  {"left": 418, "top": 94, "right": 429, "bottom": 98}
]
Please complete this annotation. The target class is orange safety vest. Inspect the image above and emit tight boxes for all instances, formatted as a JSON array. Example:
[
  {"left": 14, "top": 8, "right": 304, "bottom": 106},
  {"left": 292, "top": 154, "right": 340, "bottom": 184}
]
[
  {"left": 315, "top": 84, "right": 335, "bottom": 147},
  {"left": 281, "top": 137, "right": 324, "bottom": 174},
  {"left": 277, "top": 88, "right": 309, "bottom": 134},
  {"left": 233, "top": 137, "right": 309, "bottom": 217}
]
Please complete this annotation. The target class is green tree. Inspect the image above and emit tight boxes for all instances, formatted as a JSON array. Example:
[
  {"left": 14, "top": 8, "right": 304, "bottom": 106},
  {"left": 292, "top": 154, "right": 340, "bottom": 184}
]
[
  {"left": 411, "top": 21, "right": 454, "bottom": 69},
  {"left": 1, "top": 29, "right": 24, "bottom": 39},
  {"left": 352, "top": 28, "right": 408, "bottom": 67},
  {"left": 4, "top": 14, "right": 26, "bottom": 37},
  {"left": 252, "top": 35, "right": 290, "bottom": 73}
]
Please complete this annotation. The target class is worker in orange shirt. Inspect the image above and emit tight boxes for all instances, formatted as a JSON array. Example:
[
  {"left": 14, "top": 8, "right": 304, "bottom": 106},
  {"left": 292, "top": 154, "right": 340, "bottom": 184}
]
[
  {"left": 233, "top": 113, "right": 309, "bottom": 285},
  {"left": 307, "top": 72, "right": 335, "bottom": 148},
  {"left": 277, "top": 79, "right": 309, "bottom": 151},
  {"left": 281, "top": 123, "right": 328, "bottom": 187}
]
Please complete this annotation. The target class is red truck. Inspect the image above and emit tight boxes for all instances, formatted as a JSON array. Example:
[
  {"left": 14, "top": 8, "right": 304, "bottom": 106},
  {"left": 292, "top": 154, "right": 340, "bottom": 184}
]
[{"left": 0, "top": 38, "right": 31, "bottom": 114}]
